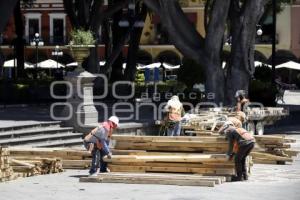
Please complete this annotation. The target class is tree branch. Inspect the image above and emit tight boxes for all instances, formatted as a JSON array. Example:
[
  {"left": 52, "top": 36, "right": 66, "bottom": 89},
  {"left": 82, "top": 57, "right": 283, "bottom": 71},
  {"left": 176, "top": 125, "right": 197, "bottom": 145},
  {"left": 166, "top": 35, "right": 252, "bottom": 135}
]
[
  {"left": 158, "top": 0, "right": 205, "bottom": 63},
  {"left": 143, "top": 0, "right": 161, "bottom": 13},
  {"left": 63, "top": 0, "right": 79, "bottom": 28},
  {"left": 91, "top": 0, "right": 128, "bottom": 32}
]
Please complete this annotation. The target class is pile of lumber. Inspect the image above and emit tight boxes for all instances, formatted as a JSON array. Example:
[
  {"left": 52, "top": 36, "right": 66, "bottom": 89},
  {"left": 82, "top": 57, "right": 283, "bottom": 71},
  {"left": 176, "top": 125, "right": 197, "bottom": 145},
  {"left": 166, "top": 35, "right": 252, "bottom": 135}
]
[
  {"left": 10, "top": 157, "right": 64, "bottom": 177},
  {"left": 0, "top": 147, "right": 16, "bottom": 182},
  {"left": 9, "top": 148, "right": 91, "bottom": 170},
  {"left": 80, "top": 172, "right": 226, "bottom": 187},
  {"left": 252, "top": 135, "right": 299, "bottom": 164},
  {"left": 107, "top": 135, "right": 237, "bottom": 180}
]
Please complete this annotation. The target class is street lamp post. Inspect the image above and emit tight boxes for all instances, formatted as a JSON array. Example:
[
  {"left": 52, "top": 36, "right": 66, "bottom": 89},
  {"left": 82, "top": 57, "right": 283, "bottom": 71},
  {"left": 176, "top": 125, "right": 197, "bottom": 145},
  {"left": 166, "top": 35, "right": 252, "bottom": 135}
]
[
  {"left": 272, "top": 0, "right": 276, "bottom": 85},
  {"left": 30, "top": 33, "right": 44, "bottom": 79},
  {"left": 51, "top": 45, "right": 63, "bottom": 69}
]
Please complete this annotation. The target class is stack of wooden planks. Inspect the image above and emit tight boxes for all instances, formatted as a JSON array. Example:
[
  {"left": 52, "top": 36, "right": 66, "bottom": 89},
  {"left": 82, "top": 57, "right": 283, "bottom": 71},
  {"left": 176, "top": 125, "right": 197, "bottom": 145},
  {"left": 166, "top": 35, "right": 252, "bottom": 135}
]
[
  {"left": 80, "top": 172, "right": 226, "bottom": 187},
  {"left": 0, "top": 147, "right": 16, "bottom": 182},
  {"left": 252, "top": 135, "right": 299, "bottom": 164},
  {"left": 9, "top": 147, "right": 91, "bottom": 170},
  {"left": 154, "top": 128, "right": 299, "bottom": 165},
  {"left": 10, "top": 157, "right": 64, "bottom": 177},
  {"left": 106, "top": 135, "right": 236, "bottom": 179}
]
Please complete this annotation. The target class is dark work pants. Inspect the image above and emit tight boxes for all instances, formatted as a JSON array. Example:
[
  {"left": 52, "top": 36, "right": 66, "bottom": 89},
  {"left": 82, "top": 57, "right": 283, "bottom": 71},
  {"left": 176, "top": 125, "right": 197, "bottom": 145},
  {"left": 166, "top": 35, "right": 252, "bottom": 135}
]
[
  {"left": 89, "top": 148, "right": 100, "bottom": 174},
  {"left": 235, "top": 142, "right": 255, "bottom": 179},
  {"left": 89, "top": 148, "right": 109, "bottom": 174},
  {"left": 99, "top": 149, "right": 108, "bottom": 172}
]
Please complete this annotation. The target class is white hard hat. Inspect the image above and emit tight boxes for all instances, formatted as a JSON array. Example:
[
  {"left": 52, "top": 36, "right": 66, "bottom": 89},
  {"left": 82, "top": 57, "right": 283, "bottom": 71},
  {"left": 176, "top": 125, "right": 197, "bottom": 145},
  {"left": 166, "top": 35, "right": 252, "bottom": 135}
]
[
  {"left": 235, "top": 90, "right": 246, "bottom": 98},
  {"left": 108, "top": 116, "right": 119, "bottom": 127},
  {"left": 171, "top": 95, "right": 179, "bottom": 100},
  {"left": 224, "top": 121, "right": 234, "bottom": 127}
]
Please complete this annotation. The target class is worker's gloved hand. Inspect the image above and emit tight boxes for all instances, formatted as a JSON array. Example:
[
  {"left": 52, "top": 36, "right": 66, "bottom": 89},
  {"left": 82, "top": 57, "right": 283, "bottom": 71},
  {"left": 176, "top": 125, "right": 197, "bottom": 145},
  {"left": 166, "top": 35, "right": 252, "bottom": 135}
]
[
  {"left": 228, "top": 153, "right": 235, "bottom": 161},
  {"left": 107, "top": 153, "right": 112, "bottom": 159}
]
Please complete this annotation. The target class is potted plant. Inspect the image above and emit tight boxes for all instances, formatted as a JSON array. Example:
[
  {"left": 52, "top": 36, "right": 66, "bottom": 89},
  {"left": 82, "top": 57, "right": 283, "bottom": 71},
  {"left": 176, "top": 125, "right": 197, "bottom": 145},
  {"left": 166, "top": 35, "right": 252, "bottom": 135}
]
[{"left": 68, "top": 29, "right": 96, "bottom": 71}]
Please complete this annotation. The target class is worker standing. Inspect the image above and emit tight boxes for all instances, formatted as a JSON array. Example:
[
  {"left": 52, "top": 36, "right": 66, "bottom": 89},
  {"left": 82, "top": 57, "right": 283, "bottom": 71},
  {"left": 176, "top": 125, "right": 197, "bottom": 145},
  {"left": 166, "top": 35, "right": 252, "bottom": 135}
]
[
  {"left": 164, "top": 95, "right": 185, "bottom": 136},
  {"left": 219, "top": 118, "right": 255, "bottom": 181},
  {"left": 83, "top": 116, "right": 119, "bottom": 176},
  {"left": 235, "top": 90, "right": 250, "bottom": 112}
]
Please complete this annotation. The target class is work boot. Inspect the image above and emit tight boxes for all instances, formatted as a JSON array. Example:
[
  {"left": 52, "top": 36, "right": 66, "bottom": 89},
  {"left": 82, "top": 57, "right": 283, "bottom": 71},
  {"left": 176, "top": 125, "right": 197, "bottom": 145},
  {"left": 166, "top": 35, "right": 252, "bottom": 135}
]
[
  {"left": 231, "top": 175, "right": 243, "bottom": 182},
  {"left": 243, "top": 172, "right": 248, "bottom": 181}
]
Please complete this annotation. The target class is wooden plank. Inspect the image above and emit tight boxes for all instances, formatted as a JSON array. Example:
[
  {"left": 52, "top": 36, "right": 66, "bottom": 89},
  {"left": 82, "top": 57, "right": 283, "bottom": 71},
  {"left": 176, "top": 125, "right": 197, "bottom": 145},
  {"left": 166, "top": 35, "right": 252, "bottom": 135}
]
[
  {"left": 62, "top": 160, "right": 91, "bottom": 169},
  {"left": 112, "top": 135, "right": 225, "bottom": 142},
  {"left": 79, "top": 173, "right": 216, "bottom": 187},
  {"left": 104, "top": 154, "right": 228, "bottom": 163},
  {"left": 108, "top": 165, "right": 235, "bottom": 175},
  {"left": 96, "top": 172, "right": 226, "bottom": 184},
  {"left": 250, "top": 152, "right": 293, "bottom": 162},
  {"left": 10, "top": 159, "right": 35, "bottom": 168},
  {"left": 115, "top": 141, "right": 228, "bottom": 148},
  {"left": 109, "top": 162, "right": 234, "bottom": 168}
]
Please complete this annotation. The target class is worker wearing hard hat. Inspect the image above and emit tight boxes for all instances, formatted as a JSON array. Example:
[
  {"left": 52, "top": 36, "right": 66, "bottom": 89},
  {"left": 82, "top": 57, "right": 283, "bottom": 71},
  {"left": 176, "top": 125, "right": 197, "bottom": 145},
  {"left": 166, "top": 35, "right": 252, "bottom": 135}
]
[
  {"left": 235, "top": 90, "right": 250, "bottom": 112},
  {"left": 84, "top": 116, "right": 119, "bottom": 176},
  {"left": 219, "top": 118, "right": 255, "bottom": 181}
]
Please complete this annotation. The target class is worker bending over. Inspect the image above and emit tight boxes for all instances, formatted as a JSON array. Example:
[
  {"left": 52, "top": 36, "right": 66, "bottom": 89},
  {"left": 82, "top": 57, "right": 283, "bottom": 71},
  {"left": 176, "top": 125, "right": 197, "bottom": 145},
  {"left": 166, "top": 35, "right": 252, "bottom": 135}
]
[
  {"left": 83, "top": 116, "right": 119, "bottom": 176},
  {"left": 219, "top": 118, "right": 255, "bottom": 181}
]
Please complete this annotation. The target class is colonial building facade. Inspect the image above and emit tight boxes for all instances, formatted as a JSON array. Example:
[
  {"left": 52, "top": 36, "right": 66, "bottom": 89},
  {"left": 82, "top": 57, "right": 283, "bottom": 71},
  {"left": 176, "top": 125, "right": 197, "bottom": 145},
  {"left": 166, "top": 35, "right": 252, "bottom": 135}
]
[{"left": 1, "top": 0, "right": 300, "bottom": 64}]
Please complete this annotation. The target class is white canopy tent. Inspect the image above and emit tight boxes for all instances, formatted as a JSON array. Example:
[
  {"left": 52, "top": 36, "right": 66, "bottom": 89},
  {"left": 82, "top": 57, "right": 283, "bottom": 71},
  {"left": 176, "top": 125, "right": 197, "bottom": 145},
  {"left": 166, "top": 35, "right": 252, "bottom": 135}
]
[
  {"left": 255, "top": 61, "right": 271, "bottom": 68},
  {"left": 37, "top": 59, "right": 65, "bottom": 68},
  {"left": 162, "top": 62, "right": 180, "bottom": 70},
  {"left": 276, "top": 61, "right": 300, "bottom": 71},
  {"left": 3, "top": 59, "right": 33, "bottom": 68},
  {"left": 66, "top": 62, "right": 78, "bottom": 67},
  {"left": 137, "top": 62, "right": 161, "bottom": 70},
  {"left": 67, "top": 61, "right": 106, "bottom": 67}
]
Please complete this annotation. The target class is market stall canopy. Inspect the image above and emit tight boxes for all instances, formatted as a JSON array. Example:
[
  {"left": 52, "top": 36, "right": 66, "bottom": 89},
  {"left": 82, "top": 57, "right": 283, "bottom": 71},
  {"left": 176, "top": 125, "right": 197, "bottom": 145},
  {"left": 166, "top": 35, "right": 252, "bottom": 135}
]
[
  {"left": 66, "top": 62, "right": 77, "bottom": 67},
  {"left": 37, "top": 59, "right": 65, "bottom": 68},
  {"left": 255, "top": 61, "right": 271, "bottom": 68},
  {"left": 3, "top": 59, "right": 33, "bottom": 68},
  {"left": 67, "top": 61, "right": 108, "bottom": 66},
  {"left": 276, "top": 61, "right": 300, "bottom": 71},
  {"left": 137, "top": 62, "right": 161, "bottom": 70},
  {"left": 162, "top": 62, "right": 180, "bottom": 70}
]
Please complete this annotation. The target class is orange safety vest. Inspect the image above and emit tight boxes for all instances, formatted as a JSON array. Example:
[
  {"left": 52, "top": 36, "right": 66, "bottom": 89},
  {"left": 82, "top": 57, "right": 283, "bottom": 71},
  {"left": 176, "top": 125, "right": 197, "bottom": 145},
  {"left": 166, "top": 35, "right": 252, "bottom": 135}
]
[{"left": 232, "top": 128, "right": 254, "bottom": 153}]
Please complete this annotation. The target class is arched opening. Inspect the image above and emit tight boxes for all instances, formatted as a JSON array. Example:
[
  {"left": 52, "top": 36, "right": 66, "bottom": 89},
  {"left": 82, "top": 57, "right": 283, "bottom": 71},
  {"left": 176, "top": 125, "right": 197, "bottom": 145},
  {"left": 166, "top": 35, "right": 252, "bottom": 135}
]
[{"left": 155, "top": 50, "right": 181, "bottom": 65}]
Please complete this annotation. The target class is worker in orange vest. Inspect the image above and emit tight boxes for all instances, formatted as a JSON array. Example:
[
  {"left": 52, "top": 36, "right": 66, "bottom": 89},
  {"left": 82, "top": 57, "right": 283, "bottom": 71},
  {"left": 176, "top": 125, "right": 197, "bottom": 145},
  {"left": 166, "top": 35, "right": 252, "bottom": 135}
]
[
  {"left": 164, "top": 95, "right": 185, "bottom": 136},
  {"left": 84, "top": 116, "right": 119, "bottom": 176},
  {"left": 219, "top": 118, "right": 255, "bottom": 181}
]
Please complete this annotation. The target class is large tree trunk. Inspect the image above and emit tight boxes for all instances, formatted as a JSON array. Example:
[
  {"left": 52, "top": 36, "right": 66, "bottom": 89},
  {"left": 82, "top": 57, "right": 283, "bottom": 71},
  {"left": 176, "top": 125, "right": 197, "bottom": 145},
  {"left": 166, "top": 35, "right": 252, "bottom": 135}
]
[
  {"left": 145, "top": 0, "right": 230, "bottom": 103},
  {"left": 124, "top": 3, "right": 148, "bottom": 81},
  {"left": 203, "top": 0, "right": 231, "bottom": 104},
  {"left": 226, "top": 0, "right": 267, "bottom": 105},
  {"left": 0, "top": 0, "right": 19, "bottom": 32},
  {"left": 14, "top": 0, "right": 25, "bottom": 79}
]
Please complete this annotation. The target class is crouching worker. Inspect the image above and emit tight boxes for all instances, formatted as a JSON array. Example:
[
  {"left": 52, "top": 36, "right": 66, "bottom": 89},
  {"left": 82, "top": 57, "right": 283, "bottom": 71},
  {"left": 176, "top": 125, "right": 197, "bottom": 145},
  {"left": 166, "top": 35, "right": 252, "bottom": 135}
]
[
  {"left": 219, "top": 118, "right": 255, "bottom": 181},
  {"left": 83, "top": 116, "right": 119, "bottom": 176}
]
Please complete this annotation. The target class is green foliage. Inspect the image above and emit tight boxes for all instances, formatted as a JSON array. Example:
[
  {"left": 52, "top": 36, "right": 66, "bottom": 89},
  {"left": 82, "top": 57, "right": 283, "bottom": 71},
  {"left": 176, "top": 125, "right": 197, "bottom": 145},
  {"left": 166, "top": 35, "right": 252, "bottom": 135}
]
[
  {"left": 135, "top": 71, "right": 145, "bottom": 85},
  {"left": 177, "top": 58, "right": 205, "bottom": 88},
  {"left": 249, "top": 80, "right": 277, "bottom": 106},
  {"left": 69, "top": 29, "right": 96, "bottom": 45}
]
